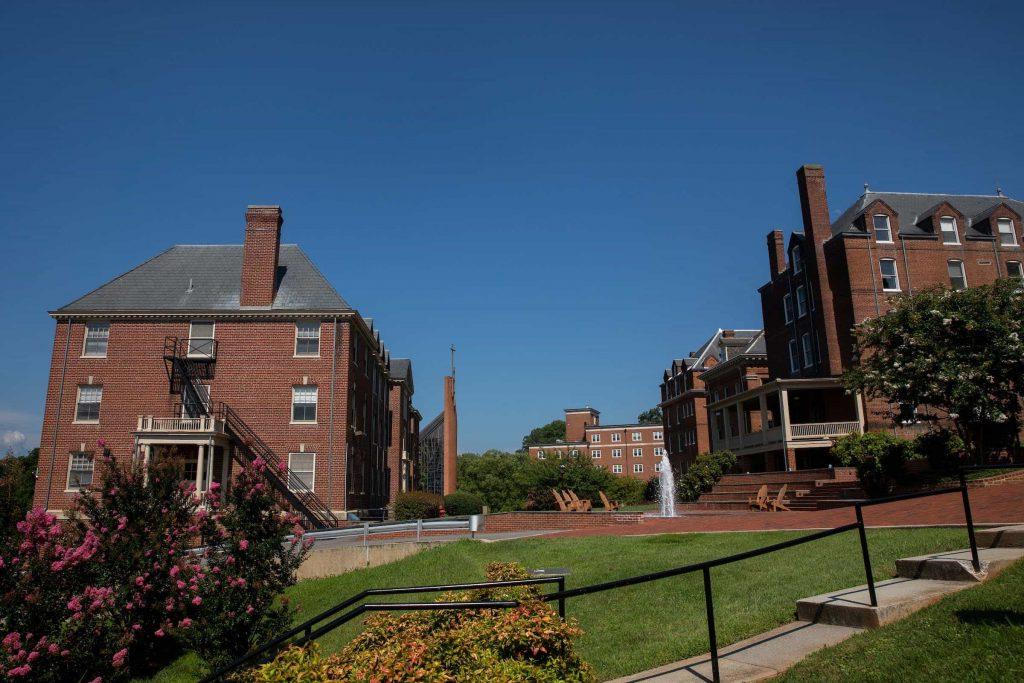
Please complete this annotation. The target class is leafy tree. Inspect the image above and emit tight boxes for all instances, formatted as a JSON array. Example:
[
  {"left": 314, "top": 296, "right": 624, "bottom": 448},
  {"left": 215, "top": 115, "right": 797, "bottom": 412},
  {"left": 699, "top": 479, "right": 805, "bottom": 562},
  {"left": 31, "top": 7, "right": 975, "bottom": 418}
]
[
  {"left": 0, "top": 447, "right": 38, "bottom": 540},
  {"left": 457, "top": 450, "right": 535, "bottom": 512},
  {"left": 831, "top": 432, "right": 919, "bottom": 497},
  {"left": 520, "top": 420, "right": 566, "bottom": 451},
  {"left": 637, "top": 407, "right": 663, "bottom": 425},
  {"left": 843, "top": 280, "right": 1024, "bottom": 463}
]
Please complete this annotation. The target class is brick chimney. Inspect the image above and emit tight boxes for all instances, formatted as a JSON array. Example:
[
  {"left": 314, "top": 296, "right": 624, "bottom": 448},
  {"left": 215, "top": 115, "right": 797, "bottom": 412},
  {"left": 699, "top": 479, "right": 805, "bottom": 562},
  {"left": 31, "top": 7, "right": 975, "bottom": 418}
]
[
  {"left": 241, "top": 206, "right": 283, "bottom": 307},
  {"left": 565, "top": 408, "right": 599, "bottom": 442},
  {"left": 795, "top": 165, "right": 843, "bottom": 375},
  {"left": 767, "top": 230, "right": 786, "bottom": 276}
]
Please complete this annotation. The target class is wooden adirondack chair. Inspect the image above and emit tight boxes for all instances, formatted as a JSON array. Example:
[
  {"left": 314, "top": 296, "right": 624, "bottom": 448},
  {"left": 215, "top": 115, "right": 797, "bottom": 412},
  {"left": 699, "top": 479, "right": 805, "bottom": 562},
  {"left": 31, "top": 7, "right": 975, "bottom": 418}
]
[
  {"left": 567, "top": 490, "right": 592, "bottom": 512},
  {"left": 770, "top": 484, "right": 791, "bottom": 512},
  {"left": 599, "top": 490, "right": 621, "bottom": 511},
  {"left": 551, "top": 489, "right": 571, "bottom": 512},
  {"left": 748, "top": 484, "right": 769, "bottom": 511}
]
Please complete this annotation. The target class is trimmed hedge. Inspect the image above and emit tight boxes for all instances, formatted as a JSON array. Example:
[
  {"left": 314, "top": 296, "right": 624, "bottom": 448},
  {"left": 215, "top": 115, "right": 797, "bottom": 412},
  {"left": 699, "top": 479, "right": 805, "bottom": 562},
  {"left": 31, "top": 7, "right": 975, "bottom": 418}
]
[
  {"left": 676, "top": 450, "right": 737, "bottom": 502},
  {"left": 831, "top": 432, "right": 920, "bottom": 497},
  {"left": 443, "top": 491, "right": 485, "bottom": 516},
  {"left": 393, "top": 491, "right": 443, "bottom": 520}
]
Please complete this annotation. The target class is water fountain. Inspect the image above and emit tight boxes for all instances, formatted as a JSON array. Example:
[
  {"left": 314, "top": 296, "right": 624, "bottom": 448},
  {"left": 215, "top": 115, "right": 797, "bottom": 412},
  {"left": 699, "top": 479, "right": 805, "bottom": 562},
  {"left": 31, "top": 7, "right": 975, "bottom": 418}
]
[{"left": 658, "top": 453, "right": 677, "bottom": 517}]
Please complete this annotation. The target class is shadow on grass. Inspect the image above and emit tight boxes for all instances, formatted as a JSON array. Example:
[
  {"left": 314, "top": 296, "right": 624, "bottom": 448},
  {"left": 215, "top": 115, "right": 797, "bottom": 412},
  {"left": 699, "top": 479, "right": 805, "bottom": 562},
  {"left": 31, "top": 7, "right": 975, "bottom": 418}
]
[{"left": 955, "top": 609, "right": 1024, "bottom": 627}]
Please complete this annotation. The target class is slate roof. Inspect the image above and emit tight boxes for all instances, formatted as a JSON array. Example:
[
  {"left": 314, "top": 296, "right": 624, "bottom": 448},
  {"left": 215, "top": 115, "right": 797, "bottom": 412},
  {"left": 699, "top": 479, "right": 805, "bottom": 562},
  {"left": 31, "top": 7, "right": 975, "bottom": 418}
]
[
  {"left": 830, "top": 192, "right": 1024, "bottom": 239},
  {"left": 54, "top": 244, "right": 351, "bottom": 313}
]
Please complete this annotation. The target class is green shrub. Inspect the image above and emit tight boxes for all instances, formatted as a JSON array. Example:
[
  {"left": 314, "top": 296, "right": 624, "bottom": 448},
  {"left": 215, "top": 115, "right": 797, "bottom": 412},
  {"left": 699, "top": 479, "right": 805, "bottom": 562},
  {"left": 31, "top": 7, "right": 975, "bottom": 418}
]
[
  {"left": 606, "top": 476, "right": 647, "bottom": 505},
  {"left": 254, "top": 562, "right": 595, "bottom": 682},
  {"left": 443, "top": 491, "right": 485, "bottom": 516},
  {"left": 915, "top": 429, "right": 966, "bottom": 477},
  {"left": 393, "top": 491, "right": 443, "bottom": 520},
  {"left": 676, "top": 451, "right": 737, "bottom": 502},
  {"left": 831, "top": 432, "right": 920, "bottom": 496}
]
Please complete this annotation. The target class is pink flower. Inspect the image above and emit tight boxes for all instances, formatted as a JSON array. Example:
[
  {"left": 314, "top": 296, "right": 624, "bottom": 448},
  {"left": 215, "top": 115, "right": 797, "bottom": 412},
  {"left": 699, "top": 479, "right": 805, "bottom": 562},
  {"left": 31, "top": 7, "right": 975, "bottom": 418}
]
[
  {"left": 191, "top": 596, "right": 202, "bottom": 606},
  {"left": 169, "top": 565, "right": 180, "bottom": 577},
  {"left": 154, "top": 629, "right": 165, "bottom": 638},
  {"left": 209, "top": 481, "right": 221, "bottom": 491},
  {"left": 27, "top": 651, "right": 39, "bottom": 663},
  {"left": 66, "top": 596, "right": 83, "bottom": 613},
  {"left": 131, "top": 624, "right": 141, "bottom": 632},
  {"left": 112, "top": 648, "right": 128, "bottom": 668},
  {"left": 238, "top": 540, "right": 249, "bottom": 551},
  {"left": 246, "top": 605, "right": 255, "bottom": 615},
  {"left": 179, "top": 617, "right": 193, "bottom": 628},
  {"left": 97, "top": 438, "right": 106, "bottom": 448},
  {"left": 7, "top": 665, "right": 32, "bottom": 677}
]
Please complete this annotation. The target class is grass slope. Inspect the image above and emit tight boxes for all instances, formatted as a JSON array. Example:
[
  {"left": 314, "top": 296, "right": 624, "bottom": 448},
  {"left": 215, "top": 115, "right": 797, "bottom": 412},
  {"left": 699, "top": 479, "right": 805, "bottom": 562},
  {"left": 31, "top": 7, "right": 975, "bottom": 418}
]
[
  {"left": 144, "top": 527, "right": 967, "bottom": 681},
  {"left": 778, "top": 557, "right": 1024, "bottom": 682}
]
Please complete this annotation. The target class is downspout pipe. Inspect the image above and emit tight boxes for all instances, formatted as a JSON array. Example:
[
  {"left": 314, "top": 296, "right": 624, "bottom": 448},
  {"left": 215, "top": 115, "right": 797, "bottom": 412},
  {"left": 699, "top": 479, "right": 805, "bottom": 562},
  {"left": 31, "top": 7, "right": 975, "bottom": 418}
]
[{"left": 44, "top": 320, "right": 73, "bottom": 510}]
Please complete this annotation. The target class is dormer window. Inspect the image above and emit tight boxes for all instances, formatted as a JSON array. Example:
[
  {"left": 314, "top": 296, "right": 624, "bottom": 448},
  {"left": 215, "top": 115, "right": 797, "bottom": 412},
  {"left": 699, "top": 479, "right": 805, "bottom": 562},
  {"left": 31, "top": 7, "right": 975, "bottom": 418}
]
[
  {"left": 940, "top": 216, "right": 959, "bottom": 245},
  {"left": 997, "top": 218, "right": 1018, "bottom": 247},
  {"left": 792, "top": 245, "right": 802, "bottom": 273},
  {"left": 872, "top": 214, "right": 893, "bottom": 243}
]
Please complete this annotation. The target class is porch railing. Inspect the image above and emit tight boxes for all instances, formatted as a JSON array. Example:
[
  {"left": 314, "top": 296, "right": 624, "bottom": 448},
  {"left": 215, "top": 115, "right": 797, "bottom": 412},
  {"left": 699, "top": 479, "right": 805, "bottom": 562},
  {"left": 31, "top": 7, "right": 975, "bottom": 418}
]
[
  {"left": 136, "top": 415, "right": 226, "bottom": 434},
  {"left": 790, "top": 421, "right": 862, "bottom": 439}
]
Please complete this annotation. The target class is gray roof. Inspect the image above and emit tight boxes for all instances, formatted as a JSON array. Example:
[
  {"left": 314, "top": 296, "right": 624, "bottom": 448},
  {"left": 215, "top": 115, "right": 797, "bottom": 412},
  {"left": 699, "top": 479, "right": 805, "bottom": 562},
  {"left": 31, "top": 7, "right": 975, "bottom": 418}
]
[
  {"left": 55, "top": 244, "right": 351, "bottom": 313},
  {"left": 831, "top": 192, "right": 1024, "bottom": 239},
  {"left": 743, "top": 331, "right": 767, "bottom": 355},
  {"left": 389, "top": 358, "right": 411, "bottom": 380}
]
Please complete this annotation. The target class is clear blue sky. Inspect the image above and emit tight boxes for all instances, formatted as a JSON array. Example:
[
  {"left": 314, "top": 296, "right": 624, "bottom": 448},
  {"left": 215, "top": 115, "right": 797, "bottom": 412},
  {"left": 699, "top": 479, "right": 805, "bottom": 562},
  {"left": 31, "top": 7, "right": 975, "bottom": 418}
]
[{"left": 2, "top": 1, "right": 1022, "bottom": 454}]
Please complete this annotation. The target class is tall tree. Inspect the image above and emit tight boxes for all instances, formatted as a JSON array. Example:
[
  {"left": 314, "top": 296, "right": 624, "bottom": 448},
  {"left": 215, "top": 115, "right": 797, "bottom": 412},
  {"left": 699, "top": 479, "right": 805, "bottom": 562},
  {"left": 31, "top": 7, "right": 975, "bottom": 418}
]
[
  {"left": 843, "top": 279, "right": 1023, "bottom": 462},
  {"left": 0, "top": 447, "right": 38, "bottom": 540},
  {"left": 637, "top": 407, "right": 663, "bottom": 425},
  {"left": 520, "top": 419, "right": 566, "bottom": 451}
]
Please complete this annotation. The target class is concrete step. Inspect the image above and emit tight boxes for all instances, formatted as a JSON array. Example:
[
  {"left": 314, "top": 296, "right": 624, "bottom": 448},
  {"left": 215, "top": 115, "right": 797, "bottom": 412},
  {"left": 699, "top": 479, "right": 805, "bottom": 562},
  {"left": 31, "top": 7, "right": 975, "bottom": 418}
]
[
  {"left": 796, "top": 577, "right": 972, "bottom": 629},
  {"left": 977, "top": 524, "right": 1024, "bottom": 548},
  {"left": 895, "top": 547, "right": 1024, "bottom": 582}
]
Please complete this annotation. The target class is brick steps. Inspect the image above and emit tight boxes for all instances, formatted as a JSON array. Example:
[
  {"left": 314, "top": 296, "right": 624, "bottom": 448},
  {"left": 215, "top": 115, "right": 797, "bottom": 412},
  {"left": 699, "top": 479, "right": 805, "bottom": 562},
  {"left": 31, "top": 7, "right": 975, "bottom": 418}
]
[{"left": 696, "top": 469, "right": 865, "bottom": 512}]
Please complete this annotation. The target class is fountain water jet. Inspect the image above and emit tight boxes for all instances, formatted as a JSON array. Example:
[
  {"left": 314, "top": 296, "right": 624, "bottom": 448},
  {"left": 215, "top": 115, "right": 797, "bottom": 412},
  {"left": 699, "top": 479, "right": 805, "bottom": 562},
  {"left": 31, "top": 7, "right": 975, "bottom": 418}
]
[{"left": 658, "top": 453, "right": 677, "bottom": 517}]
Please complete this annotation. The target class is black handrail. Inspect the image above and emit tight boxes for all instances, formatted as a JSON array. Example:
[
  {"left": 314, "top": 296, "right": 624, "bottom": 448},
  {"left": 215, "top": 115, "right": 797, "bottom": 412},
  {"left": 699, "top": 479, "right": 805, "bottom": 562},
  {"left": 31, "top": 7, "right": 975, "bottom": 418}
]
[{"left": 200, "top": 576, "right": 564, "bottom": 682}]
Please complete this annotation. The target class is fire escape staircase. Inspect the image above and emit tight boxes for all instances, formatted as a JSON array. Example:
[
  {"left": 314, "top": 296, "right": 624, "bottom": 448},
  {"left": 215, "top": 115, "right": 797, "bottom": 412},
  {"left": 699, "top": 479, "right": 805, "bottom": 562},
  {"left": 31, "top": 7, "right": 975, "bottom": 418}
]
[{"left": 162, "top": 337, "right": 339, "bottom": 530}]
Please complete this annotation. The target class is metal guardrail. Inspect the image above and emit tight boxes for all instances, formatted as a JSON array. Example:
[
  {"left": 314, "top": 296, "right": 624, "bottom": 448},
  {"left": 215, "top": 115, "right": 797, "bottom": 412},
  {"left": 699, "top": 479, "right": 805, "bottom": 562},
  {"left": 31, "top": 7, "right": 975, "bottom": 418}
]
[
  {"left": 203, "top": 463, "right": 1020, "bottom": 683},
  {"left": 300, "top": 516, "right": 476, "bottom": 544}
]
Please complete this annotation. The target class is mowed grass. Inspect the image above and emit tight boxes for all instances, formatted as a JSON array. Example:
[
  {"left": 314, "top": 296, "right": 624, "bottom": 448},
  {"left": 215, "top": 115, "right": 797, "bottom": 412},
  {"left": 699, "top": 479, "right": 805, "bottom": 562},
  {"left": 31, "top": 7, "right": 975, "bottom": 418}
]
[
  {"left": 779, "top": 557, "right": 1024, "bottom": 682},
  {"left": 145, "top": 527, "right": 968, "bottom": 681}
]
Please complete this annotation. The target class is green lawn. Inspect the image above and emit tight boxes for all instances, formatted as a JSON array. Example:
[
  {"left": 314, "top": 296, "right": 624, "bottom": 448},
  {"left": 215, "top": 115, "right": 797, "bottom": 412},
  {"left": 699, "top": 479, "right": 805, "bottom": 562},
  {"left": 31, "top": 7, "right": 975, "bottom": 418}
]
[
  {"left": 145, "top": 527, "right": 970, "bottom": 682},
  {"left": 779, "top": 557, "right": 1024, "bottom": 682}
]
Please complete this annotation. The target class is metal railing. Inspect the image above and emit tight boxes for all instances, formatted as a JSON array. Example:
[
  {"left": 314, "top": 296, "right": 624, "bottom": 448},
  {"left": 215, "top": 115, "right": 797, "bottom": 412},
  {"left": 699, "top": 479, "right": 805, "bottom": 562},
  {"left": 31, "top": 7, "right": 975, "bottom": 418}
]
[
  {"left": 202, "top": 462, "right": 1020, "bottom": 683},
  {"left": 300, "top": 516, "right": 476, "bottom": 545},
  {"left": 201, "top": 576, "right": 565, "bottom": 682}
]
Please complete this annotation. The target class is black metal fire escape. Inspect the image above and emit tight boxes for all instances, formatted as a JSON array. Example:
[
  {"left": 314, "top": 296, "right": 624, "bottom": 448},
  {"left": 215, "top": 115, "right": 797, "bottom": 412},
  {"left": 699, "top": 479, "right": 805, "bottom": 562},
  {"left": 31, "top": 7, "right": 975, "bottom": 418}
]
[{"left": 162, "top": 336, "right": 339, "bottom": 530}]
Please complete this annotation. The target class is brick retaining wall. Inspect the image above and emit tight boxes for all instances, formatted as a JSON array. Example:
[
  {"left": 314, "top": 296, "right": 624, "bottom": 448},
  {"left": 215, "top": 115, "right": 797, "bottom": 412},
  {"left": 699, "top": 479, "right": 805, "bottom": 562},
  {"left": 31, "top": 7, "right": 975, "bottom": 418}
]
[{"left": 481, "top": 511, "right": 644, "bottom": 532}]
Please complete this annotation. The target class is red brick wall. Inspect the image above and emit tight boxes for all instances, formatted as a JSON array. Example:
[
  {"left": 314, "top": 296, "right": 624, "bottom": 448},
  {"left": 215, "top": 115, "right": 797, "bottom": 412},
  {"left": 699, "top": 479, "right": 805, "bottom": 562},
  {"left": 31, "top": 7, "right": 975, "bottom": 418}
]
[{"left": 529, "top": 423, "right": 665, "bottom": 481}]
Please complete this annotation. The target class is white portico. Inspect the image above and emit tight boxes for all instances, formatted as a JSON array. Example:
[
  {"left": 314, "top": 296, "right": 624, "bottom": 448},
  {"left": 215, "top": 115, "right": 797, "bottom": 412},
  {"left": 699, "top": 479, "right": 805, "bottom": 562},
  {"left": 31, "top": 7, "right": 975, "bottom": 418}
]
[{"left": 134, "top": 415, "right": 233, "bottom": 498}]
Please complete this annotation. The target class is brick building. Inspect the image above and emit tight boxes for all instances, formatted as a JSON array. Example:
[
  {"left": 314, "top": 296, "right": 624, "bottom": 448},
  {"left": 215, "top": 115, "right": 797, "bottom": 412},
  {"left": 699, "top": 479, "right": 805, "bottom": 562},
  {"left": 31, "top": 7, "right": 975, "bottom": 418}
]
[
  {"left": 659, "top": 329, "right": 761, "bottom": 472},
  {"left": 33, "top": 205, "right": 420, "bottom": 526},
  {"left": 707, "top": 164, "right": 1024, "bottom": 472},
  {"left": 387, "top": 358, "right": 420, "bottom": 500},
  {"left": 527, "top": 408, "right": 665, "bottom": 480}
]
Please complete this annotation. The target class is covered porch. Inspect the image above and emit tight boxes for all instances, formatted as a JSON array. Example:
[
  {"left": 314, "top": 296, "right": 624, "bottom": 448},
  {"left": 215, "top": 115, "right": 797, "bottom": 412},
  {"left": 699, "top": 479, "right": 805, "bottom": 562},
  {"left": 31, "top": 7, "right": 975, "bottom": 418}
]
[
  {"left": 709, "top": 378, "right": 864, "bottom": 472},
  {"left": 134, "top": 414, "right": 234, "bottom": 499}
]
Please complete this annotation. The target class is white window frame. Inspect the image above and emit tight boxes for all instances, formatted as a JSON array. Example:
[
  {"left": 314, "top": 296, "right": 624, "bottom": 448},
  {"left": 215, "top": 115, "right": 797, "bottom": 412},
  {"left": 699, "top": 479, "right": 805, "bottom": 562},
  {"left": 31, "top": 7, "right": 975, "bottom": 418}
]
[
  {"left": 74, "top": 385, "right": 102, "bottom": 423},
  {"left": 783, "top": 293, "right": 793, "bottom": 323},
  {"left": 948, "top": 260, "right": 968, "bottom": 291},
  {"left": 287, "top": 452, "right": 316, "bottom": 492},
  {"left": 82, "top": 321, "right": 110, "bottom": 358},
  {"left": 632, "top": 447, "right": 643, "bottom": 458},
  {"left": 537, "top": 451, "right": 546, "bottom": 460},
  {"left": 997, "top": 218, "right": 1018, "bottom": 247},
  {"left": 187, "top": 321, "right": 216, "bottom": 358},
  {"left": 940, "top": 216, "right": 960, "bottom": 245},
  {"left": 291, "top": 385, "right": 318, "bottom": 423},
  {"left": 570, "top": 449, "right": 579, "bottom": 457},
  {"left": 873, "top": 214, "right": 893, "bottom": 243},
  {"left": 181, "top": 384, "right": 211, "bottom": 417},
  {"left": 591, "top": 433, "right": 601, "bottom": 443},
  {"left": 792, "top": 244, "right": 802, "bottom": 273},
  {"left": 788, "top": 339, "right": 799, "bottom": 374},
  {"left": 611, "top": 433, "right": 621, "bottom": 443},
  {"left": 653, "top": 431, "right": 663, "bottom": 440},
  {"left": 653, "top": 446, "right": 665, "bottom": 456},
  {"left": 796, "top": 285, "right": 808, "bottom": 317},
  {"left": 591, "top": 449, "right": 601, "bottom": 459},
  {"left": 879, "top": 258, "right": 900, "bottom": 292},
  {"left": 612, "top": 448, "right": 622, "bottom": 458},
  {"left": 294, "top": 321, "right": 321, "bottom": 357},
  {"left": 1007, "top": 261, "right": 1023, "bottom": 288},
  {"left": 66, "top": 451, "right": 95, "bottom": 491},
  {"left": 801, "top": 333, "right": 813, "bottom": 368},
  {"left": 633, "top": 463, "right": 644, "bottom": 474},
  {"left": 631, "top": 431, "right": 642, "bottom": 441},
  {"left": 612, "top": 464, "right": 623, "bottom": 474},
  {"left": 654, "top": 461, "right": 663, "bottom": 473}
]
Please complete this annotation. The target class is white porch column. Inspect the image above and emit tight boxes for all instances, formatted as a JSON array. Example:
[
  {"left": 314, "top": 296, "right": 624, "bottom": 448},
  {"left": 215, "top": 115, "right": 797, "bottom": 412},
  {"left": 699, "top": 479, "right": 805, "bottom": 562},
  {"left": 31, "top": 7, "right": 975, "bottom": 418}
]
[
  {"left": 195, "top": 444, "right": 206, "bottom": 494},
  {"left": 220, "top": 444, "right": 230, "bottom": 504},
  {"left": 854, "top": 391, "right": 865, "bottom": 432},
  {"left": 779, "top": 387, "right": 792, "bottom": 472},
  {"left": 758, "top": 393, "right": 768, "bottom": 445},
  {"left": 143, "top": 445, "right": 152, "bottom": 485}
]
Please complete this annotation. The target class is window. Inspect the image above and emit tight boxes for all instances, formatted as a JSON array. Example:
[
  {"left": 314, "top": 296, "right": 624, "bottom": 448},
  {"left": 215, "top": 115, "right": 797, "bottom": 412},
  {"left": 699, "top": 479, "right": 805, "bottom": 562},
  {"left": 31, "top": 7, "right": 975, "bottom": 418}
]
[
  {"left": 940, "top": 216, "right": 959, "bottom": 245},
  {"left": 792, "top": 244, "right": 802, "bottom": 273},
  {"left": 998, "top": 218, "right": 1018, "bottom": 247},
  {"left": 879, "top": 258, "right": 900, "bottom": 291},
  {"left": 654, "top": 447, "right": 665, "bottom": 456},
  {"left": 287, "top": 452, "right": 315, "bottom": 491},
  {"left": 592, "top": 449, "right": 601, "bottom": 459},
  {"left": 295, "top": 322, "right": 321, "bottom": 356},
  {"left": 788, "top": 340, "right": 799, "bottom": 374},
  {"left": 801, "top": 333, "right": 813, "bottom": 368},
  {"left": 631, "top": 431, "right": 641, "bottom": 441},
  {"left": 591, "top": 433, "right": 601, "bottom": 443},
  {"left": 66, "top": 452, "right": 94, "bottom": 490},
  {"left": 188, "top": 321, "right": 216, "bottom": 358},
  {"left": 612, "top": 465, "right": 623, "bottom": 474},
  {"left": 654, "top": 461, "right": 664, "bottom": 473},
  {"left": 796, "top": 286, "right": 808, "bottom": 317},
  {"left": 873, "top": 214, "right": 893, "bottom": 243},
  {"left": 653, "top": 431, "right": 663, "bottom": 440},
  {"left": 633, "top": 463, "right": 644, "bottom": 474},
  {"left": 611, "top": 433, "right": 621, "bottom": 443},
  {"left": 633, "top": 447, "right": 643, "bottom": 457},
  {"left": 291, "top": 385, "right": 318, "bottom": 422},
  {"left": 948, "top": 260, "right": 967, "bottom": 290},
  {"left": 182, "top": 384, "right": 211, "bottom": 417},
  {"left": 612, "top": 449, "right": 622, "bottom": 458},
  {"left": 75, "top": 385, "right": 102, "bottom": 422},
  {"left": 783, "top": 294, "right": 794, "bottom": 323},
  {"left": 898, "top": 404, "right": 919, "bottom": 425},
  {"left": 1007, "top": 261, "right": 1023, "bottom": 288},
  {"left": 570, "top": 449, "right": 579, "bottom": 457},
  {"left": 537, "top": 451, "right": 546, "bottom": 460},
  {"left": 83, "top": 322, "right": 109, "bottom": 357}
]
